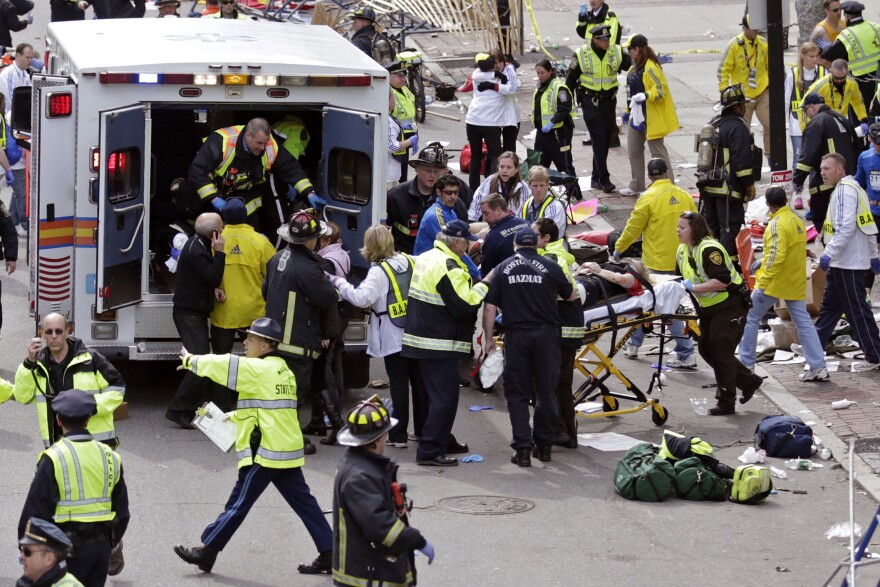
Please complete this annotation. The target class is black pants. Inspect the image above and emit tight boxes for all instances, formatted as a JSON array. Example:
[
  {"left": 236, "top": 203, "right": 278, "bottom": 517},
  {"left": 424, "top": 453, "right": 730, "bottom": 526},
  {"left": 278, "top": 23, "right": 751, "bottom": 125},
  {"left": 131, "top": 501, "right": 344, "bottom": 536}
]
[
  {"left": 51, "top": 4, "right": 85, "bottom": 21},
  {"left": 581, "top": 96, "right": 616, "bottom": 186},
  {"left": 536, "top": 125, "right": 577, "bottom": 178},
  {"left": 210, "top": 325, "right": 244, "bottom": 411},
  {"left": 555, "top": 346, "right": 578, "bottom": 438},
  {"left": 816, "top": 267, "right": 880, "bottom": 364},
  {"left": 168, "top": 308, "right": 212, "bottom": 416},
  {"left": 867, "top": 220, "right": 880, "bottom": 290},
  {"left": 68, "top": 538, "right": 111, "bottom": 587},
  {"left": 310, "top": 338, "right": 345, "bottom": 420},
  {"left": 502, "top": 123, "right": 520, "bottom": 153},
  {"left": 283, "top": 354, "right": 317, "bottom": 428},
  {"left": 809, "top": 175, "right": 833, "bottom": 235},
  {"left": 384, "top": 352, "right": 428, "bottom": 444},
  {"left": 856, "top": 76, "right": 876, "bottom": 117},
  {"left": 466, "top": 124, "right": 502, "bottom": 191},
  {"left": 700, "top": 195, "right": 745, "bottom": 258},
  {"left": 503, "top": 326, "right": 561, "bottom": 449},
  {"left": 698, "top": 298, "right": 753, "bottom": 405},
  {"left": 414, "top": 357, "right": 460, "bottom": 461}
]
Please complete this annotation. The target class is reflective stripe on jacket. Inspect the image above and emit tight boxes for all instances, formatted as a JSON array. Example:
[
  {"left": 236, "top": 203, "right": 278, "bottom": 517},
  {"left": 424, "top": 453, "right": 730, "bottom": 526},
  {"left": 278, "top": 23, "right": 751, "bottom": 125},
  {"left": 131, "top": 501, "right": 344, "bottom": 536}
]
[
  {"left": 837, "top": 21, "right": 880, "bottom": 76},
  {"left": 45, "top": 436, "right": 120, "bottom": 524},
  {"left": 642, "top": 59, "right": 679, "bottom": 140},
  {"left": 805, "top": 74, "right": 867, "bottom": 122},
  {"left": 676, "top": 239, "right": 742, "bottom": 308},
  {"left": 539, "top": 239, "right": 583, "bottom": 343},
  {"left": 717, "top": 33, "right": 769, "bottom": 98},
  {"left": 194, "top": 125, "right": 279, "bottom": 201},
  {"left": 576, "top": 44, "right": 622, "bottom": 91}
]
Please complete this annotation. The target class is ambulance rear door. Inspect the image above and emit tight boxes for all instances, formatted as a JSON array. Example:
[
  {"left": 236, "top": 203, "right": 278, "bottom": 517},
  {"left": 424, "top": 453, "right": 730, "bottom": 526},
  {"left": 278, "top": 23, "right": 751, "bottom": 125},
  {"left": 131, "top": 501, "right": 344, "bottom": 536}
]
[
  {"left": 321, "top": 106, "right": 381, "bottom": 270},
  {"left": 96, "top": 104, "right": 150, "bottom": 313}
]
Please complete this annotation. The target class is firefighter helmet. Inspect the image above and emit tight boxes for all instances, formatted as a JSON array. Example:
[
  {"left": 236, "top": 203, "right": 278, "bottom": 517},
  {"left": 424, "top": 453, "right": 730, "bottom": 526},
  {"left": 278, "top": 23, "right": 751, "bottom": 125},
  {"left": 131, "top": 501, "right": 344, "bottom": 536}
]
[{"left": 337, "top": 395, "right": 398, "bottom": 446}]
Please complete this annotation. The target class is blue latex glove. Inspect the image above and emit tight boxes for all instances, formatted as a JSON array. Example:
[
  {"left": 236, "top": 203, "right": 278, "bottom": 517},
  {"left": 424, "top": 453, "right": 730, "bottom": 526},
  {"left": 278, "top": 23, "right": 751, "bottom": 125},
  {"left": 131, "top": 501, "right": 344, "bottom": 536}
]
[
  {"left": 682, "top": 279, "right": 695, "bottom": 292},
  {"left": 862, "top": 122, "right": 870, "bottom": 137},
  {"left": 658, "top": 53, "right": 673, "bottom": 65},
  {"left": 418, "top": 541, "right": 435, "bottom": 564},
  {"left": 401, "top": 123, "right": 414, "bottom": 131},
  {"left": 612, "top": 250, "right": 620, "bottom": 263},
  {"left": 750, "top": 259, "right": 761, "bottom": 274},
  {"left": 579, "top": 3, "right": 587, "bottom": 17},
  {"left": 31, "top": 56, "right": 43, "bottom": 71},
  {"left": 541, "top": 122, "right": 554, "bottom": 133},
  {"left": 819, "top": 255, "right": 831, "bottom": 272},
  {"left": 211, "top": 197, "right": 225, "bottom": 212},
  {"left": 308, "top": 193, "right": 328, "bottom": 209},
  {"left": 410, "top": 134, "right": 419, "bottom": 155},
  {"left": 494, "top": 312, "right": 503, "bottom": 325},
  {"left": 4, "top": 170, "right": 13, "bottom": 185},
  {"left": 25, "top": 13, "right": 32, "bottom": 24},
  {"left": 621, "top": 112, "right": 629, "bottom": 125},
  {"left": 872, "top": 258, "right": 880, "bottom": 274},
  {"left": 459, "top": 454, "right": 484, "bottom": 462}
]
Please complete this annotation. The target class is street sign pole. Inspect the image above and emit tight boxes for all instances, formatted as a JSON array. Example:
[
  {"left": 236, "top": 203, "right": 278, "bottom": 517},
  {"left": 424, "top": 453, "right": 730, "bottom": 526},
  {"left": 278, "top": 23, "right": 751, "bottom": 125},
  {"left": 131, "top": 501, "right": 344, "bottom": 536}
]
[{"left": 767, "top": 0, "right": 787, "bottom": 171}]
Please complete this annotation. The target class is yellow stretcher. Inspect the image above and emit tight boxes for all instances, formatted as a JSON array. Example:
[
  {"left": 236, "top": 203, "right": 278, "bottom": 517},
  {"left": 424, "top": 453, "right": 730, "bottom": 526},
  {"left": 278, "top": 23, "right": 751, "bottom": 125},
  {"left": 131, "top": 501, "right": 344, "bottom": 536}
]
[{"left": 572, "top": 281, "right": 701, "bottom": 426}]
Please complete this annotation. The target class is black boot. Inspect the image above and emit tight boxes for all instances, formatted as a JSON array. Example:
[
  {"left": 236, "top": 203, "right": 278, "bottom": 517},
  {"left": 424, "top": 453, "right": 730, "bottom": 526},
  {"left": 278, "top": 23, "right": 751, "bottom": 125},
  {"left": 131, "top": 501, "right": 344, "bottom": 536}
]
[
  {"left": 532, "top": 443, "right": 552, "bottom": 462},
  {"left": 301, "top": 416, "right": 327, "bottom": 436},
  {"left": 319, "top": 388, "right": 345, "bottom": 445},
  {"left": 511, "top": 447, "right": 531, "bottom": 467},
  {"left": 709, "top": 401, "right": 736, "bottom": 416},
  {"left": 173, "top": 544, "right": 218, "bottom": 573},
  {"left": 298, "top": 550, "right": 332, "bottom": 574},
  {"left": 303, "top": 437, "right": 317, "bottom": 455}
]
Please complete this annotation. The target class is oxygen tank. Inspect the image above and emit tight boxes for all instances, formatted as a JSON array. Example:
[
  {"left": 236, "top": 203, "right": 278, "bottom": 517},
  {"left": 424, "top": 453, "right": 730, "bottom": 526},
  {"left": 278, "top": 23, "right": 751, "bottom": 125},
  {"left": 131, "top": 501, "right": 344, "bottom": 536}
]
[{"left": 695, "top": 123, "right": 717, "bottom": 174}]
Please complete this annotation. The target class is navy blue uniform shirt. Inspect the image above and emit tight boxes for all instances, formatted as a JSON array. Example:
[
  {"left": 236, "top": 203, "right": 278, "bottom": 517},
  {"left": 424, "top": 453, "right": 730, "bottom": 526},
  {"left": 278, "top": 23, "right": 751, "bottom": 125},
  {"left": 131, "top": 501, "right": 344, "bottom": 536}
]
[
  {"left": 485, "top": 247, "right": 573, "bottom": 328},
  {"left": 480, "top": 214, "right": 530, "bottom": 278}
]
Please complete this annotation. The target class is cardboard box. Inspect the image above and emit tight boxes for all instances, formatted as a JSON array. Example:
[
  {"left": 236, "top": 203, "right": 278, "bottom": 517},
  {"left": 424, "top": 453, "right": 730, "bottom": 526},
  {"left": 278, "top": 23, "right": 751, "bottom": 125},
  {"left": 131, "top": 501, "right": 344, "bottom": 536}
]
[
  {"left": 113, "top": 402, "right": 128, "bottom": 421},
  {"left": 774, "top": 260, "right": 825, "bottom": 319}
]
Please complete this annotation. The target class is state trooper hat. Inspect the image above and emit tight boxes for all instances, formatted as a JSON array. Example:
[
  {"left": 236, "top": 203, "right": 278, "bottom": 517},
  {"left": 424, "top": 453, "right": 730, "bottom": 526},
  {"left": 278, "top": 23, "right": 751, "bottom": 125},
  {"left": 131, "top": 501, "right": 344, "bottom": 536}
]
[
  {"left": 840, "top": 1, "right": 864, "bottom": 15},
  {"left": 647, "top": 158, "right": 668, "bottom": 177},
  {"left": 51, "top": 389, "right": 97, "bottom": 419},
  {"left": 246, "top": 317, "right": 282, "bottom": 343},
  {"left": 337, "top": 395, "right": 398, "bottom": 447},
  {"left": 590, "top": 24, "right": 612, "bottom": 39},
  {"left": 20, "top": 518, "right": 72, "bottom": 555}
]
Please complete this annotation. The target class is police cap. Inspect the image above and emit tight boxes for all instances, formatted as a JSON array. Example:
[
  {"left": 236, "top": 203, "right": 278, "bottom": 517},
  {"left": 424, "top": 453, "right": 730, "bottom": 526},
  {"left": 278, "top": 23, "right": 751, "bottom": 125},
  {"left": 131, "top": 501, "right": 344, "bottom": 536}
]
[
  {"left": 647, "top": 158, "right": 668, "bottom": 177},
  {"left": 246, "top": 317, "right": 282, "bottom": 343},
  {"left": 51, "top": 389, "right": 97, "bottom": 419},
  {"left": 441, "top": 219, "right": 478, "bottom": 241},
  {"left": 155, "top": 0, "right": 181, "bottom": 6},
  {"left": 840, "top": 1, "right": 864, "bottom": 15},
  {"left": 514, "top": 228, "right": 538, "bottom": 247},
  {"left": 19, "top": 518, "right": 72, "bottom": 555},
  {"left": 802, "top": 93, "right": 825, "bottom": 106},
  {"left": 590, "top": 24, "right": 612, "bottom": 40},
  {"left": 385, "top": 60, "right": 406, "bottom": 74}
]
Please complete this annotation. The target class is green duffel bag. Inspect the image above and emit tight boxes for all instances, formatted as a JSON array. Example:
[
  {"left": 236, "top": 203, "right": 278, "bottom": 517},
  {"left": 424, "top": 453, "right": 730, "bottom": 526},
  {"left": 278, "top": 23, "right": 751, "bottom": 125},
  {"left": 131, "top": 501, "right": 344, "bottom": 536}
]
[
  {"left": 673, "top": 456, "right": 729, "bottom": 501},
  {"left": 614, "top": 443, "right": 675, "bottom": 502}
]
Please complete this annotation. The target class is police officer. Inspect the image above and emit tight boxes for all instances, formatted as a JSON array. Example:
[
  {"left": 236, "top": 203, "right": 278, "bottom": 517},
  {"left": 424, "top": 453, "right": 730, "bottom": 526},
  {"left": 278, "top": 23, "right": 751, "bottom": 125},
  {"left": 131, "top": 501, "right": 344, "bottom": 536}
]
[
  {"left": 173, "top": 317, "right": 334, "bottom": 575},
  {"left": 533, "top": 59, "right": 577, "bottom": 180},
  {"left": 17, "top": 518, "right": 84, "bottom": 587},
  {"left": 698, "top": 85, "right": 758, "bottom": 259},
  {"left": 333, "top": 396, "right": 434, "bottom": 587},
  {"left": 821, "top": 1, "right": 880, "bottom": 112},
  {"left": 566, "top": 24, "right": 631, "bottom": 193},
  {"left": 483, "top": 229, "right": 575, "bottom": 466},
  {"left": 676, "top": 212, "right": 761, "bottom": 415},
  {"left": 388, "top": 60, "right": 419, "bottom": 182},
  {"left": 19, "top": 390, "right": 130, "bottom": 587},
  {"left": 403, "top": 220, "right": 491, "bottom": 466},
  {"left": 155, "top": 0, "right": 180, "bottom": 16},
  {"left": 188, "top": 117, "right": 320, "bottom": 228},
  {"left": 575, "top": 0, "right": 621, "bottom": 44},
  {"left": 793, "top": 93, "right": 859, "bottom": 234}
]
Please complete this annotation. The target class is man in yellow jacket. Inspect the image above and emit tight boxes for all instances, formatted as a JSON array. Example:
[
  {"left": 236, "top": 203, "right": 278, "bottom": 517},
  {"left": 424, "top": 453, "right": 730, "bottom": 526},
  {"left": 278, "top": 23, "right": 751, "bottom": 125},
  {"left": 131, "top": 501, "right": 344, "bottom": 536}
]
[
  {"left": 613, "top": 159, "right": 697, "bottom": 367},
  {"left": 717, "top": 16, "right": 771, "bottom": 156},
  {"left": 739, "top": 187, "right": 828, "bottom": 381},
  {"left": 805, "top": 59, "right": 869, "bottom": 134}
]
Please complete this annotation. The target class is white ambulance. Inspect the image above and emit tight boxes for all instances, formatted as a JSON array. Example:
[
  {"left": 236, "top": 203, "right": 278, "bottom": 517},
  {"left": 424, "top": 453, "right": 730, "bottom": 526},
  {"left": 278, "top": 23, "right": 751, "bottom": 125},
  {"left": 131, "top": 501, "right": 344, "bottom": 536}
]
[{"left": 14, "top": 19, "right": 388, "bottom": 385}]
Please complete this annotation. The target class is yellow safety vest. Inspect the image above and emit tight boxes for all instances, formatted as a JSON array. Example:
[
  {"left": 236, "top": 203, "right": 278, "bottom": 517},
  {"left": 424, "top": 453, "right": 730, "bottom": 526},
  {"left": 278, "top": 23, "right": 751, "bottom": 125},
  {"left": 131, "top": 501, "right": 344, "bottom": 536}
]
[
  {"left": 538, "top": 239, "right": 583, "bottom": 341},
  {"left": 392, "top": 86, "right": 417, "bottom": 156},
  {"left": 822, "top": 177, "right": 879, "bottom": 238},
  {"left": 837, "top": 21, "right": 880, "bottom": 77},
  {"left": 44, "top": 436, "right": 120, "bottom": 524},
  {"left": 520, "top": 195, "right": 556, "bottom": 223},
  {"left": 676, "top": 239, "right": 742, "bottom": 308},
  {"left": 533, "top": 77, "right": 565, "bottom": 128},
  {"left": 53, "top": 573, "right": 85, "bottom": 586},
  {"left": 576, "top": 44, "right": 622, "bottom": 91},
  {"left": 791, "top": 65, "right": 826, "bottom": 131},
  {"left": 272, "top": 117, "right": 310, "bottom": 159},
  {"left": 378, "top": 254, "right": 414, "bottom": 328}
]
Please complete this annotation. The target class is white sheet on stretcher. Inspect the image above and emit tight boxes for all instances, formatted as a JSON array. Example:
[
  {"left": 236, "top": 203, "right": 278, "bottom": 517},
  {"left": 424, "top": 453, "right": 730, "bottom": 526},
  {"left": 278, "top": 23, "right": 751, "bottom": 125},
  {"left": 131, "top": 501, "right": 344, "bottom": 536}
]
[{"left": 582, "top": 281, "right": 687, "bottom": 325}]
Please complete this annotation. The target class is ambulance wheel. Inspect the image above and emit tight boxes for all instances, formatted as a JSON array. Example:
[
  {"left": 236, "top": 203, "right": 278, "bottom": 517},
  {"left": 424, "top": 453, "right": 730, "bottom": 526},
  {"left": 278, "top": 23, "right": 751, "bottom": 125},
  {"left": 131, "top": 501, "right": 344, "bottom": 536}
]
[
  {"left": 602, "top": 395, "right": 618, "bottom": 413},
  {"left": 651, "top": 403, "right": 669, "bottom": 426}
]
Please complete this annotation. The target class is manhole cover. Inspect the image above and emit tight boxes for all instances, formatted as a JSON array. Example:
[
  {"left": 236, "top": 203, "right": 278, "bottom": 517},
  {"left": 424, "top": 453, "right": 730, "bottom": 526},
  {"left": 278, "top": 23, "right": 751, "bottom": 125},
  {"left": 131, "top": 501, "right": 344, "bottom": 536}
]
[{"left": 434, "top": 495, "right": 535, "bottom": 515}]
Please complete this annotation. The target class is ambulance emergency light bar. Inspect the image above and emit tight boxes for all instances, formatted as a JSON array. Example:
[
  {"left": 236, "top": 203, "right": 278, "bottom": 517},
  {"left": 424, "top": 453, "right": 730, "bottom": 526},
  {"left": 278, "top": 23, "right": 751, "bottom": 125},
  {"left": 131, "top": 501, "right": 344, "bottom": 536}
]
[{"left": 97, "top": 72, "right": 373, "bottom": 88}]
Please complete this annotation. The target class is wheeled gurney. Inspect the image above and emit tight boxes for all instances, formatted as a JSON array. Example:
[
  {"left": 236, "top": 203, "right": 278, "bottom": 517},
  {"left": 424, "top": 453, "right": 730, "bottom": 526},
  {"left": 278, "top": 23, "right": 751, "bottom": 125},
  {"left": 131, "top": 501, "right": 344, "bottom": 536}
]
[{"left": 573, "top": 279, "right": 701, "bottom": 425}]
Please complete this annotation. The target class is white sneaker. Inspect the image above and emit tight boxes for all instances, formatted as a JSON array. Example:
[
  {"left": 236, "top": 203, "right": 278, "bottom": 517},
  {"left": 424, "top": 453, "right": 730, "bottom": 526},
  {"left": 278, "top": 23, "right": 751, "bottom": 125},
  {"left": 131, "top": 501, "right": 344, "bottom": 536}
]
[
  {"left": 852, "top": 361, "right": 880, "bottom": 373},
  {"left": 624, "top": 343, "right": 639, "bottom": 358},
  {"left": 15, "top": 225, "right": 26, "bottom": 237},
  {"left": 667, "top": 355, "right": 697, "bottom": 369},
  {"left": 619, "top": 188, "right": 640, "bottom": 197},
  {"left": 790, "top": 344, "right": 803, "bottom": 356},
  {"left": 387, "top": 441, "right": 408, "bottom": 449},
  {"left": 799, "top": 367, "right": 829, "bottom": 381}
]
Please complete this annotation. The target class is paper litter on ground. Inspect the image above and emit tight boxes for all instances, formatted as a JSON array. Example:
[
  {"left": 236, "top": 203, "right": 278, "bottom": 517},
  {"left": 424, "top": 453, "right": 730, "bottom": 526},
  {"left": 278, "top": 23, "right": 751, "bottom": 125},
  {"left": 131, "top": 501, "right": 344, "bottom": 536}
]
[
  {"left": 577, "top": 432, "right": 647, "bottom": 452},
  {"left": 574, "top": 401, "right": 603, "bottom": 414},
  {"left": 826, "top": 361, "right": 840, "bottom": 372},
  {"left": 771, "top": 350, "right": 806, "bottom": 364}
]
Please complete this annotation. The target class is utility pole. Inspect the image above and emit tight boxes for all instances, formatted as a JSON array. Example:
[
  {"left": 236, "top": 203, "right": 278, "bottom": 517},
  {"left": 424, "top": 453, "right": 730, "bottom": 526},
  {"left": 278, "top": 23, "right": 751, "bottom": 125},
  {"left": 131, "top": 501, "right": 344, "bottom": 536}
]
[{"left": 766, "top": 0, "right": 786, "bottom": 171}]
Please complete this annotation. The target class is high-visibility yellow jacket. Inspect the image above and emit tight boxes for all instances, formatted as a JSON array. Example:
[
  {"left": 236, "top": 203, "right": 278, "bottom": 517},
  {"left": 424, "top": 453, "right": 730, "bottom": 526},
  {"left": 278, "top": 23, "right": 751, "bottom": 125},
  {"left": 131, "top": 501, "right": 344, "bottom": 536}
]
[
  {"left": 615, "top": 179, "right": 697, "bottom": 272},
  {"left": 0, "top": 376, "right": 12, "bottom": 403},
  {"left": 392, "top": 85, "right": 418, "bottom": 156},
  {"left": 755, "top": 205, "right": 808, "bottom": 300},
  {"left": 676, "top": 238, "right": 742, "bottom": 308},
  {"left": 642, "top": 60, "right": 679, "bottom": 140},
  {"left": 210, "top": 223, "right": 276, "bottom": 329},
  {"left": 717, "top": 33, "right": 769, "bottom": 98},
  {"left": 805, "top": 74, "right": 868, "bottom": 121},
  {"left": 539, "top": 239, "right": 583, "bottom": 345},
  {"left": 837, "top": 20, "right": 880, "bottom": 76},
  {"left": 44, "top": 436, "right": 121, "bottom": 524},
  {"left": 182, "top": 352, "right": 305, "bottom": 469}
]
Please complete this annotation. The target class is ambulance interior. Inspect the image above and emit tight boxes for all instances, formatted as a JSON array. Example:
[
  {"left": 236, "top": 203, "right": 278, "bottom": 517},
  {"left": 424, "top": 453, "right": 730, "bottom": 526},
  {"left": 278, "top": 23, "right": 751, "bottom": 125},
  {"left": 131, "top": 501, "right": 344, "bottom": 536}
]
[{"left": 146, "top": 104, "right": 372, "bottom": 295}]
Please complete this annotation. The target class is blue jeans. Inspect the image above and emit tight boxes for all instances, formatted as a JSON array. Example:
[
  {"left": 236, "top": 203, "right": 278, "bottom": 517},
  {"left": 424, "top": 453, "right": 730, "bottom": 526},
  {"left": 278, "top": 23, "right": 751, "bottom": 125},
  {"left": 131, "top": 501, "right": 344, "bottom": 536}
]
[
  {"left": 10, "top": 168, "right": 26, "bottom": 227},
  {"left": 790, "top": 134, "right": 802, "bottom": 172},
  {"left": 628, "top": 269, "right": 694, "bottom": 359},
  {"left": 740, "top": 289, "right": 826, "bottom": 370}
]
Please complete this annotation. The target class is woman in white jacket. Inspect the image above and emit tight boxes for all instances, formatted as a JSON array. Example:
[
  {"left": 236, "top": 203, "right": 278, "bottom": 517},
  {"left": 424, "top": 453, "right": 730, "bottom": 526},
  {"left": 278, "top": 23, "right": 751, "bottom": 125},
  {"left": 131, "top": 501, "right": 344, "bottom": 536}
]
[
  {"left": 465, "top": 52, "right": 516, "bottom": 191},
  {"left": 467, "top": 151, "right": 531, "bottom": 221},
  {"left": 492, "top": 49, "right": 522, "bottom": 153},
  {"left": 325, "top": 225, "right": 426, "bottom": 448}
]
